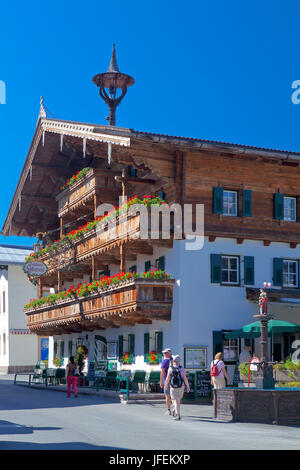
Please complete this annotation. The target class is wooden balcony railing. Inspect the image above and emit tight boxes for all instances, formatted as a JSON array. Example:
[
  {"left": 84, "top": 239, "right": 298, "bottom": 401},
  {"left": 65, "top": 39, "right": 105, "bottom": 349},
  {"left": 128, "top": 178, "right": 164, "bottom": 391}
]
[
  {"left": 37, "top": 212, "right": 173, "bottom": 278},
  {"left": 56, "top": 168, "right": 120, "bottom": 218},
  {"left": 25, "top": 278, "right": 175, "bottom": 336}
]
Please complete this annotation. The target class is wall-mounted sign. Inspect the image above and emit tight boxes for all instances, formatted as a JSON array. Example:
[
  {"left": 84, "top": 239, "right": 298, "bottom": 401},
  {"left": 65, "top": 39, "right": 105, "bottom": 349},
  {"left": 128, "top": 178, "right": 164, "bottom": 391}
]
[
  {"left": 107, "top": 341, "right": 118, "bottom": 359},
  {"left": 24, "top": 261, "right": 48, "bottom": 277},
  {"left": 184, "top": 346, "right": 207, "bottom": 370}
]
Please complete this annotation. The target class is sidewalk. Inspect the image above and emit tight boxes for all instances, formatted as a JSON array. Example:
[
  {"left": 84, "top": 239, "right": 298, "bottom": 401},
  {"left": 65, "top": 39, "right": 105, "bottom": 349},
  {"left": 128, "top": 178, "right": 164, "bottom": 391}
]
[{"left": 13, "top": 377, "right": 166, "bottom": 404}]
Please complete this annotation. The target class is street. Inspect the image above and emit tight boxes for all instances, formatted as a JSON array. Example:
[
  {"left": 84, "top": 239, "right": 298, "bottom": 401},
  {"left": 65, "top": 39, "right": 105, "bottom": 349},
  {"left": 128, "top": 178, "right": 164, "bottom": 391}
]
[{"left": 0, "top": 375, "right": 299, "bottom": 450}]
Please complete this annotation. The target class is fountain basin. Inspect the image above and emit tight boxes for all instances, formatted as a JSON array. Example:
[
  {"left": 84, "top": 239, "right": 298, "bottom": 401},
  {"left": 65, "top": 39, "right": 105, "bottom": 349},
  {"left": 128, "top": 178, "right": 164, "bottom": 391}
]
[{"left": 214, "top": 387, "right": 300, "bottom": 425}]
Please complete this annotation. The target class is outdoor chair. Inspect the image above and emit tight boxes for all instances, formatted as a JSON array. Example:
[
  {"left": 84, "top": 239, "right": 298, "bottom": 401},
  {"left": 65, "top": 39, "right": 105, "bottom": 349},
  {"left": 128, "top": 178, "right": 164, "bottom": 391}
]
[
  {"left": 105, "top": 371, "right": 117, "bottom": 390},
  {"left": 55, "top": 368, "right": 66, "bottom": 384},
  {"left": 147, "top": 370, "right": 161, "bottom": 393},
  {"left": 45, "top": 368, "right": 56, "bottom": 385},
  {"left": 130, "top": 370, "right": 147, "bottom": 392}
]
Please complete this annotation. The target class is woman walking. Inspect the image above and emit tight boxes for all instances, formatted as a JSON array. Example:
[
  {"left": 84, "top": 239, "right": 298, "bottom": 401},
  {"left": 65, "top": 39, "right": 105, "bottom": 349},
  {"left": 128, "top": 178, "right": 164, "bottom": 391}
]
[
  {"left": 210, "top": 352, "right": 229, "bottom": 389},
  {"left": 165, "top": 355, "right": 190, "bottom": 421},
  {"left": 66, "top": 356, "right": 78, "bottom": 398}
]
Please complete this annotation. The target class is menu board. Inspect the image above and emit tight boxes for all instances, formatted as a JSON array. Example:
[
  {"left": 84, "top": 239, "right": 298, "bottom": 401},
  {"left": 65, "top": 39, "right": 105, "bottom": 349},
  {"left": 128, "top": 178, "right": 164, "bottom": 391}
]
[
  {"left": 184, "top": 371, "right": 212, "bottom": 399},
  {"left": 196, "top": 371, "right": 211, "bottom": 397},
  {"left": 184, "top": 347, "right": 207, "bottom": 369}
]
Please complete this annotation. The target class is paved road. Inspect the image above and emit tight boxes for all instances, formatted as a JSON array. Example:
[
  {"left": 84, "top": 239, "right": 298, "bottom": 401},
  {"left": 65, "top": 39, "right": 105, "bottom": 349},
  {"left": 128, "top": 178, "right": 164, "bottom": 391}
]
[{"left": 0, "top": 375, "right": 299, "bottom": 450}]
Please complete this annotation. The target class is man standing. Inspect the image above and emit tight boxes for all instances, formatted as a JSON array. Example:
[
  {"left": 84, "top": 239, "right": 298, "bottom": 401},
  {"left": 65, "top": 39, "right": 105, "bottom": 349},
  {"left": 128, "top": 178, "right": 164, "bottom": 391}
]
[
  {"left": 239, "top": 342, "right": 252, "bottom": 364},
  {"left": 160, "top": 348, "right": 173, "bottom": 415}
]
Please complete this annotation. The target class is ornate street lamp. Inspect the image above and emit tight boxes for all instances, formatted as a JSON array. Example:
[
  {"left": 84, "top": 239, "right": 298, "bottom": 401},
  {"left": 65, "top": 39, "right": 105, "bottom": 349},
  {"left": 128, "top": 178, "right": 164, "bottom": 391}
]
[
  {"left": 92, "top": 44, "right": 135, "bottom": 126},
  {"left": 253, "top": 282, "right": 275, "bottom": 389}
]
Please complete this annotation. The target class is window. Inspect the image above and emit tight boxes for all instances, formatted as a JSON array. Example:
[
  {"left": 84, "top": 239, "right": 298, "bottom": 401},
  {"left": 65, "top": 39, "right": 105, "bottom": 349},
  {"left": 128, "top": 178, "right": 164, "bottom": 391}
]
[
  {"left": 284, "top": 197, "right": 296, "bottom": 222},
  {"left": 3, "top": 333, "right": 6, "bottom": 355},
  {"left": 129, "top": 265, "right": 136, "bottom": 273},
  {"left": 145, "top": 260, "right": 151, "bottom": 272},
  {"left": 2, "top": 291, "right": 5, "bottom": 314},
  {"left": 221, "top": 256, "right": 239, "bottom": 285},
  {"left": 223, "top": 190, "right": 238, "bottom": 216},
  {"left": 283, "top": 260, "right": 298, "bottom": 287}
]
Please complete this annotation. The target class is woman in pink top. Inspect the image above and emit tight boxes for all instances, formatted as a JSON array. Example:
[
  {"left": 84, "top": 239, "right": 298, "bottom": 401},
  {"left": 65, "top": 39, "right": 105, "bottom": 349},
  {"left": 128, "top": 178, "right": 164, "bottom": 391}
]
[{"left": 165, "top": 355, "right": 190, "bottom": 421}]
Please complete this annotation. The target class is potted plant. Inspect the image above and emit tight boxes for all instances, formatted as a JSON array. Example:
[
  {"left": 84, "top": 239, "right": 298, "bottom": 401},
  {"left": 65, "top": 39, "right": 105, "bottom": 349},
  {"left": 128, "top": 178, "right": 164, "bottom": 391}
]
[
  {"left": 53, "top": 356, "right": 62, "bottom": 368},
  {"left": 75, "top": 345, "right": 88, "bottom": 385},
  {"left": 273, "top": 357, "right": 300, "bottom": 382},
  {"left": 121, "top": 352, "right": 133, "bottom": 365}
]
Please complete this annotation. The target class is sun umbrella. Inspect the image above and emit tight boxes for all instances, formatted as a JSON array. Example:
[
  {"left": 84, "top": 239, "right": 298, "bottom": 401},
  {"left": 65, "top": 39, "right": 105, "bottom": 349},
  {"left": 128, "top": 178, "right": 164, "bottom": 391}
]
[{"left": 224, "top": 320, "right": 300, "bottom": 339}]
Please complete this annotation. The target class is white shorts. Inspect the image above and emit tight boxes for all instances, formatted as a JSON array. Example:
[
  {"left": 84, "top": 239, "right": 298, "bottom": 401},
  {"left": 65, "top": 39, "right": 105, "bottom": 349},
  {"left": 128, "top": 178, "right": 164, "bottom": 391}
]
[
  {"left": 170, "top": 387, "right": 184, "bottom": 401},
  {"left": 212, "top": 376, "right": 226, "bottom": 389}
]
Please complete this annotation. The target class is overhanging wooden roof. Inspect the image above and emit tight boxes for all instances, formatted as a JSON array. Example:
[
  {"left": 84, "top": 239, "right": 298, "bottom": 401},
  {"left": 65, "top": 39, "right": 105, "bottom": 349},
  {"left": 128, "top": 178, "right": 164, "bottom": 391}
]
[{"left": 4, "top": 113, "right": 300, "bottom": 239}]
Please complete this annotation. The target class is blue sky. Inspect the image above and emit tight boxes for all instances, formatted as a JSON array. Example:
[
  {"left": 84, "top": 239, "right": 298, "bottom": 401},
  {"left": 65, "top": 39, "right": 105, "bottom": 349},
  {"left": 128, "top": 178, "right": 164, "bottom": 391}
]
[{"left": 1, "top": 0, "right": 300, "bottom": 246}]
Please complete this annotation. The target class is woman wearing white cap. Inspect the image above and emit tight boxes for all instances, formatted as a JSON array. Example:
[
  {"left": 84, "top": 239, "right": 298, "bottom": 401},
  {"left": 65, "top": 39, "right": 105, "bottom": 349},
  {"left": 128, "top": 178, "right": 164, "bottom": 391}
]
[{"left": 165, "top": 355, "right": 190, "bottom": 420}]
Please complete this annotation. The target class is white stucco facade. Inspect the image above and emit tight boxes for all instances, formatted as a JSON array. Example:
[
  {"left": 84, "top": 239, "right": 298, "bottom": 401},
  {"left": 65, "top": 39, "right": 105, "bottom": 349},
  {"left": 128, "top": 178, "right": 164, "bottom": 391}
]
[
  {"left": 48, "top": 236, "right": 300, "bottom": 374},
  {"left": 0, "top": 246, "right": 38, "bottom": 373}
]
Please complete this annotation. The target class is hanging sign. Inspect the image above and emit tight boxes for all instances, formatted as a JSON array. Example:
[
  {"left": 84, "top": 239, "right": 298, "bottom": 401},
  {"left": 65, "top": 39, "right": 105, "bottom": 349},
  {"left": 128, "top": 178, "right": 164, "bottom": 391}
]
[{"left": 24, "top": 261, "right": 48, "bottom": 277}]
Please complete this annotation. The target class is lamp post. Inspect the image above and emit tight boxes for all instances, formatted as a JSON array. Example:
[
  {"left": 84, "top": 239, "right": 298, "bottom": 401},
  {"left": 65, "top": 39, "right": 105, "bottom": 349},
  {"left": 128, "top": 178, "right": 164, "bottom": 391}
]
[
  {"left": 92, "top": 44, "right": 135, "bottom": 126},
  {"left": 253, "top": 282, "right": 275, "bottom": 389}
]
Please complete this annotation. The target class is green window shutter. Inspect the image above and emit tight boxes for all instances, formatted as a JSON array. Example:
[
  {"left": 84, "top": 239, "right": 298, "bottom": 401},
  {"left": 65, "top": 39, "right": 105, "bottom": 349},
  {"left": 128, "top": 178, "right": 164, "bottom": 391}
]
[
  {"left": 274, "top": 193, "right": 284, "bottom": 220},
  {"left": 243, "top": 190, "right": 252, "bottom": 217},
  {"left": 118, "top": 335, "right": 123, "bottom": 359},
  {"left": 210, "top": 254, "right": 222, "bottom": 283},
  {"left": 60, "top": 341, "right": 65, "bottom": 360},
  {"left": 53, "top": 341, "right": 57, "bottom": 359},
  {"left": 99, "top": 269, "right": 110, "bottom": 278},
  {"left": 68, "top": 340, "right": 72, "bottom": 357},
  {"left": 213, "top": 331, "right": 224, "bottom": 357},
  {"left": 129, "top": 265, "right": 137, "bottom": 273},
  {"left": 213, "top": 187, "right": 223, "bottom": 214},
  {"left": 144, "top": 333, "right": 150, "bottom": 356},
  {"left": 145, "top": 260, "right": 151, "bottom": 272},
  {"left": 128, "top": 334, "right": 135, "bottom": 355},
  {"left": 129, "top": 165, "right": 137, "bottom": 177},
  {"left": 244, "top": 256, "right": 255, "bottom": 285},
  {"left": 158, "top": 190, "right": 165, "bottom": 200},
  {"left": 157, "top": 256, "right": 165, "bottom": 271},
  {"left": 155, "top": 331, "right": 163, "bottom": 354},
  {"left": 273, "top": 258, "right": 283, "bottom": 286}
]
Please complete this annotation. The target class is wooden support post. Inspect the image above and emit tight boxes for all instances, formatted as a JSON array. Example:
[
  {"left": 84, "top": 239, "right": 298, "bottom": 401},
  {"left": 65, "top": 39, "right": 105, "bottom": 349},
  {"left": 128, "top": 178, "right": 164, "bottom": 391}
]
[
  {"left": 94, "top": 194, "right": 97, "bottom": 219},
  {"left": 38, "top": 278, "right": 43, "bottom": 299},
  {"left": 58, "top": 271, "right": 62, "bottom": 293},
  {"left": 92, "top": 255, "right": 96, "bottom": 281},
  {"left": 60, "top": 218, "right": 63, "bottom": 239},
  {"left": 119, "top": 169, "right": 127, "bottom": 272}
]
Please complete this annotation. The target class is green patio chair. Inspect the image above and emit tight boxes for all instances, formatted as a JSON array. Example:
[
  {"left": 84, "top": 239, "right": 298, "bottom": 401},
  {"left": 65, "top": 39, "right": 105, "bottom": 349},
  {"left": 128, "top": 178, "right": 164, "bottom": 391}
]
[
  {"left": 148, "top": 370, "right": 161, "bottom": 393},
  {"left": 130, "top": 370, "right": 146, "bottom": 392}
]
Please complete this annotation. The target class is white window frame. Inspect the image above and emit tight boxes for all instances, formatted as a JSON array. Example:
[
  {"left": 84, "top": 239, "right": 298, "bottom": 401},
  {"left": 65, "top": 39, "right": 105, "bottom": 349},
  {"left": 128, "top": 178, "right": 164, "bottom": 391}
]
[
  {"left": 283, "top": 259, "right": 298, "bottom": 288},
  {"left": 221, "top": 255, "right": 240, "bottom": 285},
  {"left": 223, "top": 190, "right": 238, "bottom": 217},
  {"left": 284, "top": 196, "right": 297, "bottom": 222}
]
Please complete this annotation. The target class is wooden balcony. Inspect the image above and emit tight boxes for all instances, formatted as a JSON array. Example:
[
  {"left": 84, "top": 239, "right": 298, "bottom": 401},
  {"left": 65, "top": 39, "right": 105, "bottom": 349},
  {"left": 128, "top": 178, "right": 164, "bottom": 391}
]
[
  {"left": 56, "top": 168, "right": 120, "bottom": 219},
  {"left": 25, "top": 278, "right": 175, "bottom": 336},
  {"left": 37, "top": 212, "right": 173, "bottom": 281}
]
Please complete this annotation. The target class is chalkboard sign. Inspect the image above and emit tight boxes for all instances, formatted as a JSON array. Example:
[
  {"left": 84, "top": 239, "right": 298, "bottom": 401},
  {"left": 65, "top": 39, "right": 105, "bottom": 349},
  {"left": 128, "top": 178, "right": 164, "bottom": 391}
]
[
  {"left": 196, "top": 371, "right": 211, "bottom": 397},
  {"left": 232, "top": 364, "right": 240, "bottom": 387},
  {"left": 184, "top": 371, "right": 212, "bottom": 399},
  {"left": 184, "top": 373, "right": 195, "bottom": 399},
  {"left": 88, "top": 361, "right": 95, "bottom": 379}
]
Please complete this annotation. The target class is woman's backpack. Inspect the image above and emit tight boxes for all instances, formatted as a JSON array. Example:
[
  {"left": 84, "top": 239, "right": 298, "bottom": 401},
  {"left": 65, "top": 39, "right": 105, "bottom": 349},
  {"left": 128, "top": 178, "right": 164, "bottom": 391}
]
[
  {"left": 170, "top": 366, "right": 184, "bottom": 388},
  {"left": 210, "top": 360, "right": 221, "bottom": 377}
]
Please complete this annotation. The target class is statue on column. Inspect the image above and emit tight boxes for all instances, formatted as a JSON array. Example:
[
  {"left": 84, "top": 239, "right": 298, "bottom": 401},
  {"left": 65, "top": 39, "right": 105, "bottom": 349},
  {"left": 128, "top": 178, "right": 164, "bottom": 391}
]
[{"left": 259, "top": 288, "right": 268, "bottom": 314}]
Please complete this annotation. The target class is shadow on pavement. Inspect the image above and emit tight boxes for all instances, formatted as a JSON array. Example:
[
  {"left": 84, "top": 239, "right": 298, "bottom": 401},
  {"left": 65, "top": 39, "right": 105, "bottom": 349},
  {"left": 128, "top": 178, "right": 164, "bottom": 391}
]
[
  {"left": 0, "top": 419, "right": 61, "bottom": 434},
  {"left": 0, "top": 441, "right": 127, "bottom": 450}
]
